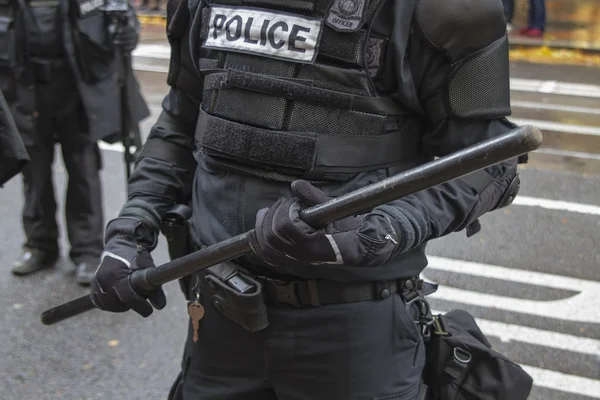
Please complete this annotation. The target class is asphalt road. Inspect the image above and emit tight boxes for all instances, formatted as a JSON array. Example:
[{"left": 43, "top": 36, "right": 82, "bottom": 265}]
[{"left": 1, "top": 52, "right": 599, "bottom": 399}]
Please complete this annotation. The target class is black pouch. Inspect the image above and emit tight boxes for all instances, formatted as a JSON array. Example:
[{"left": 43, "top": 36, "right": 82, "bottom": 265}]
[
  {"left": 423, "top": 310, "right": 533, "bottom": 400},
  {"left": 160, "top": 204, "right": 195, "bottom": 301},
  {"left": 70, "top": 0, "right": 114, "bottom": 83},
  {"left": 203, "top": 262, "right": 269, "bottom": 332}
]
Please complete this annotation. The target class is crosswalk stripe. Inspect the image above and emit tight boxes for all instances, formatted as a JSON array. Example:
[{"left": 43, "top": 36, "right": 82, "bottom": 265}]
[
  {"left": 510, "top": 118, "right": 600, "bottom": 137},
  {"left": 512, "top": 196, "right": 600, "bottom": 215},
  {"left": 426, "top": 256, "right": 597, "bottom": 290},
  {"left": 431, "top": 310, "right": 600, "bottom": 356},
  {"left": 521, "top": 365, "right": 600, "bottom": 398},
  {"left": 425, "top": 257, "right": 600, "bottom": 323}
]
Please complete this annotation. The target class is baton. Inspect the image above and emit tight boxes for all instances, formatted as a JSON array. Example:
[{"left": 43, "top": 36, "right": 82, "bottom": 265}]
[{"left": 41, "top": 126, "right": 542, "bottom": 325}]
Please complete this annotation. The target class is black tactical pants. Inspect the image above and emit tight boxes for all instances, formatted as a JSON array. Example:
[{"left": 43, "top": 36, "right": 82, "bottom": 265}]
[
  {"left": 169, "top": 287, "right": 426, "bottom": 400},
  {"left": 20, "top": 63, "right": 103, "bottom": 264}
]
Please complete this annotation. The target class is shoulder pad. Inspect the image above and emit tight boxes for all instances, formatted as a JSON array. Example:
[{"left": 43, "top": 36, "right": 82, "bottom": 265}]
[{"left": 416, "top": 0, "right": 506, "bottom": 61}]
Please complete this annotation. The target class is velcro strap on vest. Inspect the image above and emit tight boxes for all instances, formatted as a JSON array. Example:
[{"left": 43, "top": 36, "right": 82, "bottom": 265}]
[
  {"left": 139, "top": 138, "right": 197, "bottom": 171},
  {"left": 204, "top": 70, "right": 406, "bottom": 115},
  {"left": 195, "top": 110, "right": 420, "bottom": 175}
]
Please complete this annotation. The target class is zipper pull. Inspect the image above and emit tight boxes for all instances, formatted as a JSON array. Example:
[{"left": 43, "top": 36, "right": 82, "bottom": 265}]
[{"left": 385, "top": 234, "right": 398, "bottom": 245}]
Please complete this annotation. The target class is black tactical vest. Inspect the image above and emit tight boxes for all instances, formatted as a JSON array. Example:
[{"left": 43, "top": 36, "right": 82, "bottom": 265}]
[
  {"left": 26, "top": 0, "right": 64, "bottom": 58},
  {"left": 194, "top": 0, "right": 422, "bottom": 182}
]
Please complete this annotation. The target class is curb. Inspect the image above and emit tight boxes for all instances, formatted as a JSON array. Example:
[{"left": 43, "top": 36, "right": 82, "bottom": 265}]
[{"left": 138, "top": 14, "right": 167, "bottom": 25}]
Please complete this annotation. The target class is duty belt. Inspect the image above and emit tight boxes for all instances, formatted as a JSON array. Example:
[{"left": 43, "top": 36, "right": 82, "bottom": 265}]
[
  {"left": 31, "top": 57, "right": 67, "bottom": 84},
  {"left": 256, "top": 276, "right": 423, "bottom": 307}
]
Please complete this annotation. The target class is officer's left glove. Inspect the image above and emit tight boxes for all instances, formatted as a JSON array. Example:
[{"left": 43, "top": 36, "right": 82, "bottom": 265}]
[
  {"left": 112, "top": 17, "right": 139, "bottom": 53},
  {"left": 90, "top": 218, "right": 166, "bottom": 317},
  {"left": 249, "top": 180, "right": 400, "bottom": 268}
]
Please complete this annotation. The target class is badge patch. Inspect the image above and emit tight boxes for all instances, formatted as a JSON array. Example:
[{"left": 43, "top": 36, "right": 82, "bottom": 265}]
[
  {"left": 326, "top": 0, "right": 368, "bottom": 32},
  {"left": 366, "top": 37, "right": 385, "bottom": 78},
  {"left": 75, "top": 0, "right": 104, "bottom": 17},
  {"left": 204, "top": 6, "right": 323, "bottom": 64}
]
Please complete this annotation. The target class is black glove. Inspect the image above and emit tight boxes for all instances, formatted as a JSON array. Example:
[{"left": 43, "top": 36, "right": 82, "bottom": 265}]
[
  {"left": 112, "top": 17, "right": 139, "bottom": 53},
  {"left": 249, "top": 180, "right": 400, "bottom": 269},
  {"left": 90, "top": 218, "right": 166, "bottom": 317}
]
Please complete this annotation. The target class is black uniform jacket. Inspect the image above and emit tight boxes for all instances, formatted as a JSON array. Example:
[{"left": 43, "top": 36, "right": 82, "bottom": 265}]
[
  {"left": 123, "top": 0, "right": 520, "bottom": 282},
  {"left": 1, "top": 0, "right": 149, "bottom": 143}
]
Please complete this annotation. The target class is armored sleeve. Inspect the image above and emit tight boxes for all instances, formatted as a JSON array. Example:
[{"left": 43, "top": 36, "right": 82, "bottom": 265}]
[
  {"left": 377, "top": 0, "right": 520, "bottom": 254},
  {"left": 118, "top": 0, "right": 201, "bottom": 235}
]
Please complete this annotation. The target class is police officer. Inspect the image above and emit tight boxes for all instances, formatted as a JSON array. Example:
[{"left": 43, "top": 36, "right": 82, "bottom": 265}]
[
  {"left": 2, "top": 0, "right": 149, "bottom": 284},
  {"left": 90, "top": 0, "right": 522, "bottom": 398}
]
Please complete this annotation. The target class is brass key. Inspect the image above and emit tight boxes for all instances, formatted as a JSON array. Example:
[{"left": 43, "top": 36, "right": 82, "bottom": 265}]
[{"left": 187, "top": 300, "right": 204, "bottom": 343}]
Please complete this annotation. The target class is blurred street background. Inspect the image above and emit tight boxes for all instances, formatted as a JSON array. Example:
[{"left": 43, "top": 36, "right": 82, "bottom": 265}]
[{"left": 1, "top": 1, "right": 599, "bottom": 399}]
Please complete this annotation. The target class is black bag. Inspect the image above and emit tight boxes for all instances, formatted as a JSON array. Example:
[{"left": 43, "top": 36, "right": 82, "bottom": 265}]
[{"left": 423, "top": 309, "right": 533, "bottom": 400}]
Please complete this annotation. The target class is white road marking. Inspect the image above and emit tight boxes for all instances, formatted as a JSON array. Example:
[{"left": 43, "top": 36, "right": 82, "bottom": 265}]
[
  {"left": 98, "top": 142, "right": 135, "bottom": 153},
  {"left": 510, "top": 118, "right": 600, "bottom": 136},
  {"left": 534, "top": 147, "right": 600, "bottom": 161},
  {"left": 511, "top": 77, "right": 600, "bottom": 98},
  {"left": 511, "top": 100, "right": 600, "bottom": 115},
  {"left": 425, "top": 256, "right": 600, "bottom": 323},
  {"left": 539, "top": 80, "right": 557, "bottom": 94},
  {"left": 512, "top": 196, "right": 600, "bottom": 215},
  {"left": 521, "top": 365, "right": 600, "bottom": 398},
  {"left": 131, "top": 61, "right": 169, "bottom": 74},
  {"left": 132, "top": 44, "right": 171, "bottom": 59},
  {"left": 431, "top": 310, "right": 600, "bottom": 357}
]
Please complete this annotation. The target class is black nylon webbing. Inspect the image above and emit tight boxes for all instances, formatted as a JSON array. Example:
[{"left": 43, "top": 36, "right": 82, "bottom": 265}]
[
  {"left": 195, "top": 110, "right": 421, "bottom": 173},
  {"left": 204, "top": 70, "right": 406, "bottom": 115},
  {"left": 196, "top": 110, "right": 317, "bottom": 170}
]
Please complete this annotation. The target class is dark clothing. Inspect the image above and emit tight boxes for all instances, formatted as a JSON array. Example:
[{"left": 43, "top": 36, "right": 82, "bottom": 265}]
[
  {"left": 1, "top": 0, "right": 147, "bottom": 264},
  {"left": 503, "top": 0, "right": 514, "bottom": 23},
  {"left": 528, "top": 0, "right": 546, "bottom": 30},
  {"left": 26, "top": 3, "right": 64, "bottom": 58},
  {"left": 6, "top": 0, "right": 149, "bottom": 142},
  {"left": 116, "top": 0, "right": 518, "bottom": 398},
  {"left": 169, "top": 277, "right": 425, "bottom": 400},
  {"left": 0, "top": 89, "right": 28, "bottom": 187},
  {"left": 127, "top": 0, "right": 517, "bottom": 283},
  {"left": 21, "top": 65, "right": 103, "bottom": 262}
]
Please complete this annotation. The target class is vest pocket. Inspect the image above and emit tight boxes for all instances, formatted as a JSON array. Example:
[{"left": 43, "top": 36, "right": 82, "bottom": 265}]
[{"left": 72, "top": 13, "right": 113, "bottom": 83}]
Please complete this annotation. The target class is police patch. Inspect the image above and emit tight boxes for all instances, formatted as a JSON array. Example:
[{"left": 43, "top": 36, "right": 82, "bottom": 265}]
[
  {"left": 204, "top": 6, "right": 323, "bottom": 64},
  {"left": 326, "top": 0, "right": 368, "bottom": 32},
  {"left": 74, "top": 0, "right": 104, "bottom": 17}
]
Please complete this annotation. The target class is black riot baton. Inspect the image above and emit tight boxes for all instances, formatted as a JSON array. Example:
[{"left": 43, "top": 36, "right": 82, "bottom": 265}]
[
  {"left": 41, "top": 126, "right": 542, "bottom": 325},
  {"left": 105, "top": 0, "right": 143, "bottom": 185}
]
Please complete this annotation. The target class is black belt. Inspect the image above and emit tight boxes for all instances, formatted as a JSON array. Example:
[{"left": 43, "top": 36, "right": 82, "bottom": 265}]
[
  {"left": 256, "top": 276, "right": 421, "bottom": 307},
  {"left": 31, "top": 57, "right": 67, "bottom": 83}
]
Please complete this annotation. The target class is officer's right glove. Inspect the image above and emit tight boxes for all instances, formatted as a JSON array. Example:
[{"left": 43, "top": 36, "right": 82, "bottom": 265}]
[
  {"left": 90, "top": 218, "right": 166, "bottom": 317},
  {"left": 249, "top": 180, "right": 400, "bottom": 269}
]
